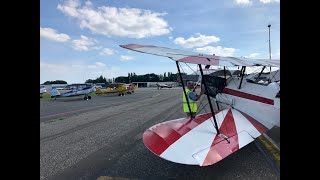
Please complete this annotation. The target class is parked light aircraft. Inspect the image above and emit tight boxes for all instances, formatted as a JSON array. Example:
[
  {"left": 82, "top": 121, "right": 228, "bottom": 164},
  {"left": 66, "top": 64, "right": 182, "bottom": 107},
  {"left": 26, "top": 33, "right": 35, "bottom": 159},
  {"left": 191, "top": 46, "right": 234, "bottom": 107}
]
[
  {"left": 96, "top": 83, "right": 136, "bottom": 96},
  {"left": 156, "top": 83, "right": 172, "bottom": 89},
  {"left": 50, "top": 83, "right": 95, "bottom": 100},
  {"left": 40, "top": 85, "right": 47, "bottom": 98},
  {"left": 120, "top": 44, "right": 280, "bottom": 166}
]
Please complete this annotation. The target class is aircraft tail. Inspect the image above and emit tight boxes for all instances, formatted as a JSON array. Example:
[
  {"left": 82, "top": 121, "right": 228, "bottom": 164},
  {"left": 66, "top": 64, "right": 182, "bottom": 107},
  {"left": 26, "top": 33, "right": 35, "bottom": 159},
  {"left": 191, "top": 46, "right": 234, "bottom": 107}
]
[{"left": 50, "top": 88, "right": 61, "bottom": 97}]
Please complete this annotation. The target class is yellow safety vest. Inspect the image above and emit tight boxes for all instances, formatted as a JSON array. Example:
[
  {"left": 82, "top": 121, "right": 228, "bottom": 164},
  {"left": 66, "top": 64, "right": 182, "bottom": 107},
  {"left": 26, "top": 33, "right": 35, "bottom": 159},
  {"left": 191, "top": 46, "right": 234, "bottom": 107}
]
[{"left": 183, "top": 88, "right": 197, "bottom": 112}]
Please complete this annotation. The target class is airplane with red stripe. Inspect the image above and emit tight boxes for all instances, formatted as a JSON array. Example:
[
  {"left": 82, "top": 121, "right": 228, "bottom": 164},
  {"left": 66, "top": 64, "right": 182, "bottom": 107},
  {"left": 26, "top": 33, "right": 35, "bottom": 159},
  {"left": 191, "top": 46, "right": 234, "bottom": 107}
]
[{"left": 120, "top": 44, "right": 280, "bottom": 166}]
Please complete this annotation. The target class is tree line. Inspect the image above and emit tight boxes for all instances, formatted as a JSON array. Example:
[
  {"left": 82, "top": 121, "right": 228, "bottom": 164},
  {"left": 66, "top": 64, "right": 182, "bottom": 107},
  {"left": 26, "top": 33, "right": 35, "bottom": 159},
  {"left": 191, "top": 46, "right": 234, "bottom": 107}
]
[
  {"left": 115, "top": 72, "right": 185, "bottom": 83},
  {"left": 42, "top": 72, "right": 186, "bottom": 85},
  {"left": 42, "top": 80, "right": 67, "bottom": 85}
]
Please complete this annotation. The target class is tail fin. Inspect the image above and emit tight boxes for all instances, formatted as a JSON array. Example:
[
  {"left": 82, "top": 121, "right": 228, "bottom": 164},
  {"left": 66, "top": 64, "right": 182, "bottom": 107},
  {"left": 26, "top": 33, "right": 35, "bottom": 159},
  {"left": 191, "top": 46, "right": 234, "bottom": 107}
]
[{"left": 50, "top": 88, "right": 60, "bottom": 97}]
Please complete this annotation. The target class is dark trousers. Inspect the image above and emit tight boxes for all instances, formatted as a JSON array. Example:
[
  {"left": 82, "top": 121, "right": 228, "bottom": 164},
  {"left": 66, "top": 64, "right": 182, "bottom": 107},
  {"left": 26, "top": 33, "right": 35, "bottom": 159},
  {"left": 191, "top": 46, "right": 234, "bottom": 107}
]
[{"left": 186, "top": 112, "right": 196, "bottom": 119}]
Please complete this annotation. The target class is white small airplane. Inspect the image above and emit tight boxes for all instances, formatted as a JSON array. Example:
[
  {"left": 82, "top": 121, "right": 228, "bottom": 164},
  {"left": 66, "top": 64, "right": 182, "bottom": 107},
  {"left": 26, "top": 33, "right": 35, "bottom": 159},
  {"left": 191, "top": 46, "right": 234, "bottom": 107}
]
[
  {"left": 120, "top": 44, "right": 280, "bottom": 166},
  {"left": 156, "top": 83, "right": 172, "bottom": 89},
  {"left": 40, "top": 85, "right": 47, "bottom": 97},
  {"left": 50, "top": 83, "right": 95, "bottom": 100}
]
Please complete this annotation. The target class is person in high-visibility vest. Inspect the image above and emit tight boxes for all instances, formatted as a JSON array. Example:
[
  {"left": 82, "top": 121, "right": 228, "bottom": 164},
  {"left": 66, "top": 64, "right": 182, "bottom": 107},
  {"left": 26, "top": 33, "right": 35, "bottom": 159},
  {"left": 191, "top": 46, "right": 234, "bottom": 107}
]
[{"left": 183, "top": 81, "right": 205, "bottom": 118}]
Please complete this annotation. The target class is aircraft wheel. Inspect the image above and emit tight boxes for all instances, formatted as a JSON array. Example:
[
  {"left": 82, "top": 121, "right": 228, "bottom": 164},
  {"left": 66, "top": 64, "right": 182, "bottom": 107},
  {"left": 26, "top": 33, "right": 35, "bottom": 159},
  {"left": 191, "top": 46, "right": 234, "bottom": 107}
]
[
  {"left": 88, "top": 96, "right": 91, "bottom": 100},
  {"left": 132, "top": 91, "right": 134, "bottom": 93},
  {"left": 122, "top": 93, "right": 124, "bottom": 96},
  {"left": 118, "top": 93, "right": 121, "bottom": 96},
  {"left": 84, "top": 96, "right": 88, "bottom": 100}
]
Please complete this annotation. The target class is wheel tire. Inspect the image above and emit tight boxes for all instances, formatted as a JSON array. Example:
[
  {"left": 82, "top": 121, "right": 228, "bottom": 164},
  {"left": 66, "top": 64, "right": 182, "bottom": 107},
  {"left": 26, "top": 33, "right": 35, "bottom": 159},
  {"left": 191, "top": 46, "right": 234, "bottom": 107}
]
[
  {"left": 88, "top": 96, "right": 91, "bottom": 100},
  {"left": 84, "top": 96, "right": 87, "bottom": 100}
]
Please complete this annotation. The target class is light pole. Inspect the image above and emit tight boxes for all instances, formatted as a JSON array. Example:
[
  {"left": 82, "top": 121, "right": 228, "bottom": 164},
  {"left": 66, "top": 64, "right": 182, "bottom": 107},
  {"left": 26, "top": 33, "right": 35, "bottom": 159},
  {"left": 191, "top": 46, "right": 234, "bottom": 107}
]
[{"left": 268, "top": 24, "right": 271, "bottom": 60}]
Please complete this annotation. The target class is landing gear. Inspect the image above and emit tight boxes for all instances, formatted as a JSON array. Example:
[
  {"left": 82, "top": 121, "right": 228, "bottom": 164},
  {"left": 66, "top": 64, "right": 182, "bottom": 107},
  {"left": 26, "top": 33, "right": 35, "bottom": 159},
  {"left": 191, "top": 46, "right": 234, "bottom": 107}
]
[{"left": 84, "top": 95, "right": 91, "bottom": 100}]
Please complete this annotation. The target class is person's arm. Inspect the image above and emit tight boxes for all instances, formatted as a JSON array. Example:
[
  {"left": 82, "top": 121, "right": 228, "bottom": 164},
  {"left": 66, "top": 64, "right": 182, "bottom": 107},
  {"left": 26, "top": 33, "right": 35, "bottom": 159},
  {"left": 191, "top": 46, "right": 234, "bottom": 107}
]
[
  {"left": 194, "top": 85, "right": 205, "bottom": 101},
  {"left": 189, "top": 90, "right": 203, "bottom": 101}
]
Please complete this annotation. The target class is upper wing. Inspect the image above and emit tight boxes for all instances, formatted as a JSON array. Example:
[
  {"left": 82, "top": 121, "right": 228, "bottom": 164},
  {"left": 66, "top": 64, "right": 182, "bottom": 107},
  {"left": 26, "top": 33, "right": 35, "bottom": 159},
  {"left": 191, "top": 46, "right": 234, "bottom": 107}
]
[{"left": 120, "top": 44, "right": 280, "bottom": 67}]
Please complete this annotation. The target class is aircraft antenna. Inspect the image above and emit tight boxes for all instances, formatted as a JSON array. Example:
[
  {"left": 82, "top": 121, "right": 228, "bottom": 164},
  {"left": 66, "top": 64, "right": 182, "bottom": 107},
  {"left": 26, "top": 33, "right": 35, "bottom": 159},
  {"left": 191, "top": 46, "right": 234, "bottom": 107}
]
[{"left": 198, "top": 64, "right": 220, "bottom": 134}]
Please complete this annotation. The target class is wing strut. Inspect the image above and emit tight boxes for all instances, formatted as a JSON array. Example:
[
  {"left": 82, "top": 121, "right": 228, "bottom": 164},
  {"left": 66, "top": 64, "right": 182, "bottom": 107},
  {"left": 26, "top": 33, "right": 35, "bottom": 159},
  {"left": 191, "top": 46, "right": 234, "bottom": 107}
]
[
  {"left": 223, "top": 66, "right": 227, "bottom": 86},
  {"left": 256, "top": 66, "right": 266, "bottom": 82},
  {"left": 238, "top": 66, "right": 246, "bottom": 89},
  {"left": 198, "top": 64, "right": 220, "bottom": 134},
  {"left": 176, "top": 61, "right": 193, "bottom": 118}
]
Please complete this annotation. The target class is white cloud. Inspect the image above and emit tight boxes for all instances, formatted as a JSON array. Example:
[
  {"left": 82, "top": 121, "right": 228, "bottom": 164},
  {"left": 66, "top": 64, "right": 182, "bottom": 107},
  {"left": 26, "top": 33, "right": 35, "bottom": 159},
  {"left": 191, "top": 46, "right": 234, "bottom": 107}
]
[
  {"left": 71, "top": 35, "right": 96, "bottom": 51},
  {"left": 40, "top": 27, "right": 70, "bottom": 42},
  {"left": 173, "top": 34, "right": 220, "bottom": 48},
  {"left": 100, "top": 48, "right": 114, "bottom": 55},
  {"left": 168, "top": 36, "right": 173, "bottom": 40},
  {"left": 259, "top": 0, "right": 280, "bottom": 4},
  {"left": 57, "top": 0, "right": 80, "bottom": 17},
  {"left": 92, "top": 46, "right": 103, "bottom": 50},
  {"left": 120, "top": 55, "right": 133, "bottom": 61},
  {"left": 40, "top": 61, "right": 121, "bottom": 84},
  {"left": 235, "top": 0, "right": 252, "bottom": 5},
  {"left": 88, "top": 62, "right": 106, "bottom": 68},
  {"left": 195, "top": 46, "right": 236, "bottom": 56},
  {"left": 57, "top": 0, "right": 171, "bottom": 38},
  {"left": 244, "top": 53, "right": 260, "bottom": 58},
  {"left": 96, "top": 62, "right": 106, "bottom": 67}
]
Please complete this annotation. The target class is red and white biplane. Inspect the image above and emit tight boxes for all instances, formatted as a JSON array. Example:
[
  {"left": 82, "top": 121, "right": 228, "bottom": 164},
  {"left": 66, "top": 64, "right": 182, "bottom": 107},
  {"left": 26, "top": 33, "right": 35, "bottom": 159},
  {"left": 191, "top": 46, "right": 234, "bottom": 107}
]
[{"left": 120, "top": 44, "right": 280, "bottom": 166}]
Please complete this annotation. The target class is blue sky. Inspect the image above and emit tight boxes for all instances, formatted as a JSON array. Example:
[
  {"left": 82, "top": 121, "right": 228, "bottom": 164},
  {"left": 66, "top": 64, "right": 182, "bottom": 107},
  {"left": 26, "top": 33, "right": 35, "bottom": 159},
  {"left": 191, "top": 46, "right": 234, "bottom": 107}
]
[{"left": 40, "top": 0, "right": 280, "bottom": 84}]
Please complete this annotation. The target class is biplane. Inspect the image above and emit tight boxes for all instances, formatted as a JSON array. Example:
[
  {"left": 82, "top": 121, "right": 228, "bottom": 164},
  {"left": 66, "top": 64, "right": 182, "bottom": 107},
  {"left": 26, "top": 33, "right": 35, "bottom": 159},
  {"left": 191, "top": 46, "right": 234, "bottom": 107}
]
[
  {"left": 95, "top": 83, "right": 136, "bottom": 96},
  {"left": 50, "top": 83, "right": 95, "bottom": 100},
  {"left": 120, "top": 44, "right": 280, "bottom": 166}
]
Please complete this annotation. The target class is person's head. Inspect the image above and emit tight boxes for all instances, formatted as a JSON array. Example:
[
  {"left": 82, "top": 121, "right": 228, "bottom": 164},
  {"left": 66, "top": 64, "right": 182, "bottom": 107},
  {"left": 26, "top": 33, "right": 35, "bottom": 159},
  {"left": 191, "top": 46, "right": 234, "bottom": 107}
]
[{"left": 187, "top": 81, "right": 195, "bottom": 89}]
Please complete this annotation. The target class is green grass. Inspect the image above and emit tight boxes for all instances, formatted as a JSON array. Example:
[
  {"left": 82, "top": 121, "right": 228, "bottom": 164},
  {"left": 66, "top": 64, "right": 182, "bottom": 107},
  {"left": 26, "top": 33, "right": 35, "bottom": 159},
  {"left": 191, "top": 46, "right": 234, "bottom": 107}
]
[
  {"left": 40, "top": 93, "right": 52, "bottom": 101},
  {"left": 258, "top": 135, "right": 280, "bottom": 167}
]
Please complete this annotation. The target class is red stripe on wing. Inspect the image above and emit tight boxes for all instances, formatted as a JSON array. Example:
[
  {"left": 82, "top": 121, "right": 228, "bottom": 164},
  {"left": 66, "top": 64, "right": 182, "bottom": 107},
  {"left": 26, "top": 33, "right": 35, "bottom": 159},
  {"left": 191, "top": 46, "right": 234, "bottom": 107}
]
[
  {"left": 238, "top": 110, "right": 269, "bottom": 134},
  {"left": 223, "top": 88, "right": 274, "bottom": 105},
  {"left": 143, "top": 112, "right": 219, "bottom": 156},
  {"left": 202, "top": 109, "right": 239, "bottom": 166}
]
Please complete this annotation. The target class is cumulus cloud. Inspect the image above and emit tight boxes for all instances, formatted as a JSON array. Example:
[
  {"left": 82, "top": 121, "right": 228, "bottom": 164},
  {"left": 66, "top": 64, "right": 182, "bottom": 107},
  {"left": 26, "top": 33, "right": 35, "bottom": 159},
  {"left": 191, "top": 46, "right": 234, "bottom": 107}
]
[
  {"left": 234, "top": 0, "right": 252, "bottom": 5},
  {"left": 195, "top": 46, "right": 236, "bottom": 56},
  {"left": 259, "top": 0, "right": 280, "bottom": 4},
  {"left": 88, "top": 62, "right": 106, "bottom": 68},
  {"left": 99, "top": 48, "right": 114, "bottom": 55},
  {"left": 40, "top": 27, "right": 70, "bottom": 42},
  {"left": 57, "top": 0, "right": 171, "bottom": 38},
  {"left": 40, "top": 61, "right": 121, "bottom": 84},
  {"left": 120, "top": 55, "right": 133, "bottom": 61},
  {"left": 71, "top": 35, "right": 96, "bottom": 51},
  {"left": 173, "top": 34, "right": 220, "bottom": 48}
]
